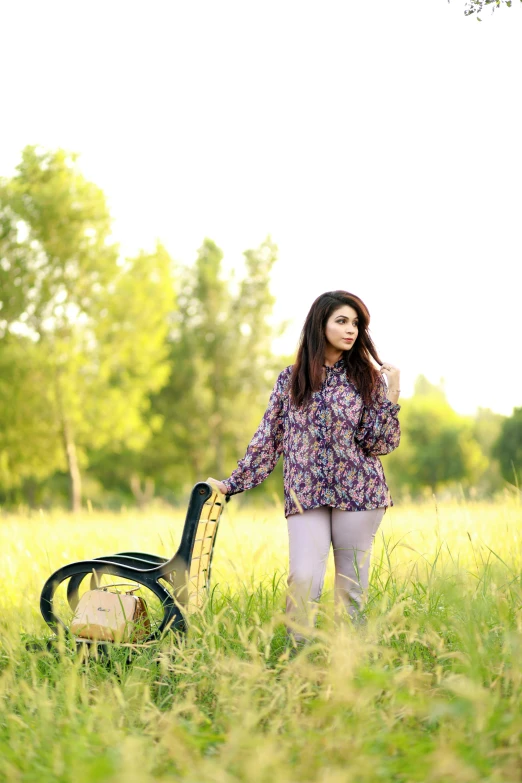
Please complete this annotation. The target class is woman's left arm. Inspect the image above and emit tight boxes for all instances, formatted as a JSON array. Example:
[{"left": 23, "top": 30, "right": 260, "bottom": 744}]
[{"left": 354, "top": 372, "right": 401, "bottom": 456}]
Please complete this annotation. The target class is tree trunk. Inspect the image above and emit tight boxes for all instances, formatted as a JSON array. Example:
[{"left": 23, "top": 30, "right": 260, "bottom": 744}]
[
  {"left": 130, "top": 474, "right": 155, "bottom": 509},
  {"left": 24, "top": 478, "right": 37, "bottom": 509},
  {"left": 61, "top": 418, "right": 82, "bottom": 513},
  {"left": 54, "top": 370, "right": 82, "bottom": 513}
]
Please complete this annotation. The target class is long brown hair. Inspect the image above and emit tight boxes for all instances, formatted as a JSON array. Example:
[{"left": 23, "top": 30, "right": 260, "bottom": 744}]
[{"left": 291, "top": 290, "right": 383, "bottom": 407}]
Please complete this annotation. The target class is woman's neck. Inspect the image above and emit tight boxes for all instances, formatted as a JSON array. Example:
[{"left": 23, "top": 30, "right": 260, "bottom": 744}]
[{"left": 323, "top": 348, "right": 343, "bottom": 367}]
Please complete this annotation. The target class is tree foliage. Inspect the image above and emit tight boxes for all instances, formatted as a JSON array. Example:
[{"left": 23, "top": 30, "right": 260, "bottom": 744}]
[
  {"left": 492, "top": 407, "right": 522, "bottom": 486},
  {"left": 385, "top": 375, "right": 488, "bottom": 497},
  {"left": 0, "top": 336, "right": 62, "bottom": 492},
  {"left": 456, "top": 0, "right": 520, "bottom": 18},
  {"left": 101, "top": 237, "right": 237, "bottom": 498},
  {"left": 0, "top": 146, "right": 175, "bottom": 510},
  {"left": 100, "top": 235, "right": 290, "bottom": 501}
]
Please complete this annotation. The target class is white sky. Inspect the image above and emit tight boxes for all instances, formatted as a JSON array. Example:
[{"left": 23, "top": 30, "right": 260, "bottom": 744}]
[{"left": 1, "top": 0, "right": 521, "bottom": 416}]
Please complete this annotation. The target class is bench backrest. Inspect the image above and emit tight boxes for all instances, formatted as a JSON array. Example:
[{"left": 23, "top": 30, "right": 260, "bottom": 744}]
[{"left": 186, "top": 485, "right": 226, "bottom": 611}]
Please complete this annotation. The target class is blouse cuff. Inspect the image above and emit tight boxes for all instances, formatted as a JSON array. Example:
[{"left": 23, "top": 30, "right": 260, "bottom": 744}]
[
  {"left": 221, "top": 477, "right": 240, "bottom": 496},
  {"left": 381, "top": 398, "right": 401, "bottom": 415}
]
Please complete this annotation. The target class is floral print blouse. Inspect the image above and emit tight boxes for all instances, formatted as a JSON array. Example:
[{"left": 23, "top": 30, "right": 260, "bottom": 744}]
[{"left": 221, "top": 359, "right": 401, "bottom": 518}]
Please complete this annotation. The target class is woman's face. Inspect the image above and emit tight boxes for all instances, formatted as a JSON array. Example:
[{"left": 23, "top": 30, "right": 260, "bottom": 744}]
[{"left": 325, "top": 305, "right": 359, "bottom": 352}]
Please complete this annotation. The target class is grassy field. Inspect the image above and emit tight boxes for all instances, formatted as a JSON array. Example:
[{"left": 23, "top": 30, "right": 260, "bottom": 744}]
[{"left": 1, "top": 496, "right": 522, "bottom": 782}]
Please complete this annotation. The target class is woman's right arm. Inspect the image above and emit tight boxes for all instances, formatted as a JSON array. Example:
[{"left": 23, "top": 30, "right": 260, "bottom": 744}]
[{"left": 217, "top": 370, "right": 287, "bottom": 496}]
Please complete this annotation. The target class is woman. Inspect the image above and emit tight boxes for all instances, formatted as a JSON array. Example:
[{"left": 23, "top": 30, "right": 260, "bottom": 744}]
[{"left": 207, "top": 290, "right": 401, "bottom": 644}]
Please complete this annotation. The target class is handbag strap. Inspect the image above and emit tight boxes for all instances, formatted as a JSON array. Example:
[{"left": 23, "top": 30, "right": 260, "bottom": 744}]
[{"left": 93, "top": 583, "right": 142, "bottom": 595}]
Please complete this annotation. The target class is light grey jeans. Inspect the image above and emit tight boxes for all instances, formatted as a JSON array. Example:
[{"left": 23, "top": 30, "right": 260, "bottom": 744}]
[{"left": 285, "top": 505, "right": 386, "bottom": 642}]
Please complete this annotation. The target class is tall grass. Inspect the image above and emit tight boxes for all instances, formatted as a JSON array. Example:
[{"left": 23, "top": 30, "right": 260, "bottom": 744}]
[{"left": 1, "top": 497, "right": 521, "bottom": 782}]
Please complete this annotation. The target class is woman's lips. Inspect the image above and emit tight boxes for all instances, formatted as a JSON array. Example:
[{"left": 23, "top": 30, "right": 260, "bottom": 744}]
[{"left": 343, "top": 338, "right": 354, "bottom": 343}]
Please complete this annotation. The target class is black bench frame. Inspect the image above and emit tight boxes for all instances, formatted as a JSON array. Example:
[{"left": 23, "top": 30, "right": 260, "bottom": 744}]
[{"left": 40, "top": 482, "right": 228, "bottom": 644}]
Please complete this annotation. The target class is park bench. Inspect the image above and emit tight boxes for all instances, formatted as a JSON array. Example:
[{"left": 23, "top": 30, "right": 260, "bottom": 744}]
[{"left": 39, "top": 481, "right": 228, "bottom": 645}]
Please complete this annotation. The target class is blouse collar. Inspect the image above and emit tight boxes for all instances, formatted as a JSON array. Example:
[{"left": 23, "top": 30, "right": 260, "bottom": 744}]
[{"left": 323, "top": 357, "right": 346, "bottom": 372}]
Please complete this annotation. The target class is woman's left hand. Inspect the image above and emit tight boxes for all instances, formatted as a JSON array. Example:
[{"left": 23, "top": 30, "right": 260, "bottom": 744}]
[{"left": 380, "top": 362, "right": 401, "bottom": 400}]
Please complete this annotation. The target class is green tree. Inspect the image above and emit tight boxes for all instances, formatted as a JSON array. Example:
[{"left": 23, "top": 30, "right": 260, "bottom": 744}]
[
  {"left": 492, "top": 407, "right": 522, "bottom": 487},
  {"left": 0, "top": 201, "right": 42, "bottom": 330},
  {"left": 472, "top": 407, "right": 506, "bottom": 495},
  {"left": 385, "top": 375, "right": 487, "bottom": 496},
  {"left": 461, "top": 0, "right": 521, "bottom": 18},
  {"left": 133, "top": 235, "right": 288, "bottom": 499},
  {"left": 0, "top": 145, "right": 175, "bottom": 510},
  {"left": 0, "top": 336, "right": 62, "bottom": 500}
]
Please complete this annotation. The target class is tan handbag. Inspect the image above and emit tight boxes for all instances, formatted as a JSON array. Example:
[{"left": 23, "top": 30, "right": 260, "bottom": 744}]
[{"left": 71, "top": 585, "right": 150, "bottom": 643}]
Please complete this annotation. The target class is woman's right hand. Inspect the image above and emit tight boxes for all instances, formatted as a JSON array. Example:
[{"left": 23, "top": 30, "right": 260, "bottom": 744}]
[{"left": 206, "top": 477, "right": 228, "bottom": 495}]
